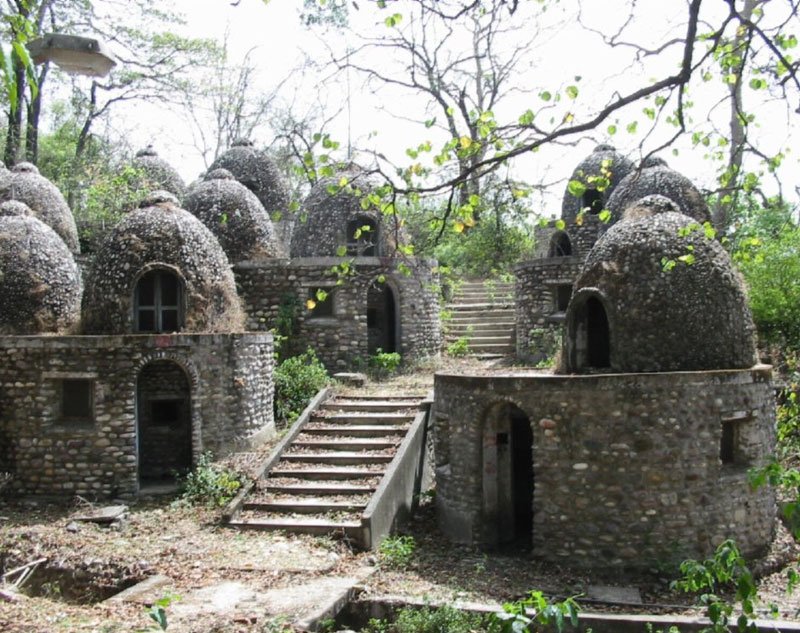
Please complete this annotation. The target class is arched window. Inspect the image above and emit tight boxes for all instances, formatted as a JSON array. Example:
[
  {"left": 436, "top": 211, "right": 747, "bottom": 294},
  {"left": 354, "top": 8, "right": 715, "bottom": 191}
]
[
  {"left": 347, "top": 216, "right": 379, "bottom": 256},
  {"left": 568, "top": 293, "right": 611, "bottom": 371},
  {"left": 134, "top": 269, "right": 183, "bottom": 333}
]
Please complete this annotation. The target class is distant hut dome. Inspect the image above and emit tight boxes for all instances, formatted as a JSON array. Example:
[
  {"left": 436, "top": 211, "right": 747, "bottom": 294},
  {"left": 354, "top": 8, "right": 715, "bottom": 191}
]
[
  {"left": 561, "top": 144, "right": 636, "bottom": 223},
  {"left": 563, "top": 207, "right": 757, "bottom": 374},
  {"left": 208, "top": 139, "right": 290, "bottom": 218},
  {"left": 131, "top": 146, "right": 186, "bottom": 198},
  {"left": 291, "top": 166, "right": 403, "bottom": 258},
  {"left": 82, "top": 191, "right": 243, "bottom": 334},
  {"left": 606, "top": 163, "right": 711, "bottom": 223},
  {"left": 183, "top": 168, "right": 280, "bottom": 262},
  {"left": 0, "top": 161, "right": 80, "bottom": 253},
  {"left": 0, "top": 211, "right": 81, "bottom": 334}
]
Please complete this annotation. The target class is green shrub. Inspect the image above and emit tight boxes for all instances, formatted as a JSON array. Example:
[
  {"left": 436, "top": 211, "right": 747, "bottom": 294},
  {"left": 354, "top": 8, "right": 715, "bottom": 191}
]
[
  {"left": 274, "top": 348, "right": 329, "bottom": 425},
  {"left": 363, "top": 604, "right": 497, "bottom": 633},
  {"left": 378, "top": 535, "right": 416, "bottom": 569},
  {"left": 178, "top": 453, "right": 242, "bottom": 507},
  {"left": 446, "top": 336, "right": 471, "bottom": 357},
  {"left": 369, "top": 349, "right": 402, "bottom": 380}
]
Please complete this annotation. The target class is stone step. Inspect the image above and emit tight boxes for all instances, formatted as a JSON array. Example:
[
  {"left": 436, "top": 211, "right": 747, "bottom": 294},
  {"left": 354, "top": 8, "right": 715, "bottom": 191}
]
[
  {"left": 462, "top": 342, "right": 515, "bottom": 352},
  {"left": 312, "top": 412, "right": 414, "bottom": 425},
  {"left": 269, "top": 467, "right": 385, "bottom": 480},
  {"left": 291, "top": 439, "right": 399, "bottom": 451},
  {"left": 448, "top": 302, "right": 514, "bottom": 311},
  {"left": 301, "top": 425, "right": 409, "bottom": 436},
  {"left": 445, "top": 335, "right": 513, "bottom": 344},
  {"left": 281, "top": 452, "right": 394, "bottom": 465},
  {"left": 444, "top": 324, "right": 514, "bottom": 334},
  {"left": 243, "top": 500, "right": 367, "bottom": 514},
  {"left": 263, "top": 483, "right": 376, "bottom": 495},
  {"left": 320, "top": 401, "right": 420, "bottom": 412},
  {"left": 229, "top": 516, "right": 362, "bottom": 535}
]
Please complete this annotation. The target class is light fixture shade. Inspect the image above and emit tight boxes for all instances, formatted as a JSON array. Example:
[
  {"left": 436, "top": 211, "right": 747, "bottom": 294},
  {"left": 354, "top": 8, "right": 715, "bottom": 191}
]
[{"left": 27, "top": 33, "right": 116, "bottom": 78}]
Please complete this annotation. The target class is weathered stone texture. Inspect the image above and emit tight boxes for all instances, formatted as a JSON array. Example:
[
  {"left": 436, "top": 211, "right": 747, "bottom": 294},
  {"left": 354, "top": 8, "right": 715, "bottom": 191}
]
[
  {"left": 132, "top": 146, "right": 186, "bottom": 199},
  {"left": 82, "top": 195, "right": 244, "bottom": 334},
  {"left": 0, "top": 213, "right": 82, "bottom": 334},
  {"left": 0, "top": 333, "right": 274, "bottom": 497},
  {"left": 567, "top": 210, "right": 758, "bottom": 373},
  {"left": 235, "top": 257, "right": 442, "bottom": 371},
  {"left": 183, "top": 169, "right": 280, "bottom": 262},
  {"left": 607, "top": 163, "right": 711, "bottom": 223},
  {"left": 0, "top": 162, "right": 80, "bottom": 253},
  {"left": 433, "top": 367, "right": 776, "bottom": 569}
]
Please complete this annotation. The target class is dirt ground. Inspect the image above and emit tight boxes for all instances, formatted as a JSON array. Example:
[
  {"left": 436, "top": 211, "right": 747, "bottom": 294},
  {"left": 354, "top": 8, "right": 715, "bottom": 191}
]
[{"left": 2, "top": 358, "right": 800, "bottom": 632}]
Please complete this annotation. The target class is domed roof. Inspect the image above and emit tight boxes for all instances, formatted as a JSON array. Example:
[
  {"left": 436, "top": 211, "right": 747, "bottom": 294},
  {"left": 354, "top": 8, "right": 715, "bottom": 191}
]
[
  {"left": 561, "top": 144, "right": 636, "bottom": 223},
  {"left": 0, "top": 162, "right": 80, "bottom": 253},
  {"left": 82, "top": 192, "right": 243, "bottom": 334},
  {"left": 606, "top": 162, "right": 711, "bottom": 223},
  {"left": 563, "top": 205, "right": 757, "bottom": 373},
  {"left": 0, "top": 210, "right": 81, "bottom": 334},
  {"left": 183, "top": 168, "right": 280, "bottom": 261},
  {"left": 131, "top": 146, "right": 186, "bottom": 198},
  {"left": 208, "top": 139, "right": 290, "bottom": 218},
  {"left": 291, "top": 166, "right": 403, "bottom": 258}
]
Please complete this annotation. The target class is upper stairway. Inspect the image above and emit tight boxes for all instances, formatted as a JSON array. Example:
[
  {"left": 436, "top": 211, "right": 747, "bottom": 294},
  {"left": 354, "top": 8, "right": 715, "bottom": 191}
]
[
  {"left": 225, "top": 391, "right": 430, "bottom": 549},
  {"left": 444, "top": 279, "right": 515, "bottom": 360}
]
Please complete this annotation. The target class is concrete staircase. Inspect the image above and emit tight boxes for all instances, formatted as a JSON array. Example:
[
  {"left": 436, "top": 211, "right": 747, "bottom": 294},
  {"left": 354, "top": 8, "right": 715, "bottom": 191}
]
[
  {"left": 226, "top": 392, "right": 429, "bottom": 548},
  {"left": 444, "top": 279, "right": 515, "bottom": 360}
]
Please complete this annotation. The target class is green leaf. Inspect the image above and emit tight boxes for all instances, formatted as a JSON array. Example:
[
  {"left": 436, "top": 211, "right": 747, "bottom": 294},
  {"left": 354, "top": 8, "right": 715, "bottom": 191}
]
[
  {"left": 384, "top": 13, "right": 402, "bottom": 27},
  {"left": 598, "top": 209, "right": 611, "bottom": 223},
  {"left": 539, "top": 90, "right": 552, "bottom": 101},
  {"left": 607, "top": 124, "right": 617, "bottom": 135},
  {"left": 518, "top": 109, "right": 535, "bottom": 126},
  {"left": 566, "top": 85, "right": 579, "bottom": 99},
  {"left": 626, "top": 121, "right": 638, "bottom": 134},
  {"left": 567, "top": 180, "right": 586, "bottom": 197},
  {"left": 555, "top": 219, "right": 566, "bottom": 230}
]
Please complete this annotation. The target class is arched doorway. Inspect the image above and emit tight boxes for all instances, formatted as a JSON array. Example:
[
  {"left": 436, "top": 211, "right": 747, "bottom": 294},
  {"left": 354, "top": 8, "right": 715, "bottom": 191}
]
[
  {"left": 549, "top": 231, "right": 572, "bottom": 257},
  {"left": 582, "top": 188, "right": 604, "bottom": 215},
  {"left": 136, "top": 360, "right": 192, "bottom": 487},
  {"left": 568, "top": 292, "right": 611, "bottom": 371},
  {"left": 482, "top": 402, "right": 533, "bottom": 548},
  {"left": 367, "top": 281, "right": 398, "bottom": 355},
  {"left": 133, "top": 268, "right": 184, "bottom": 333}
]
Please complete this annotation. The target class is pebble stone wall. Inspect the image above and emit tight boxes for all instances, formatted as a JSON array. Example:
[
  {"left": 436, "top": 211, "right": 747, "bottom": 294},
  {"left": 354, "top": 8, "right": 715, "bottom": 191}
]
[
  {"left": 0, "top": 332, "right": 274, "bottom": 497},
  {"left": 234, "top": 257, "right": 442, "bottom": 371},
  {"left": 433, "top": 367, "right": 776, "bottom": 569}
]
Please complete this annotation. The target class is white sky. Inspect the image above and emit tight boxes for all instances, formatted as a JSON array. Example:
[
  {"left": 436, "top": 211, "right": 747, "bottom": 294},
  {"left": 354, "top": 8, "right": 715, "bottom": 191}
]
[{"left": 111, "top": 0, "right": 798, "bottom": 217}]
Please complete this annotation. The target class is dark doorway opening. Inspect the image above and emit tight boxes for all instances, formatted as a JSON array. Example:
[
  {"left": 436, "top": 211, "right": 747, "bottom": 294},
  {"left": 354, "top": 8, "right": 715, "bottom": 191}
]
[
  {"left": 483, "top": 402, "right": 534, "bottom": 549},
  {"left": 586, "top": 297, "right": 610, "bottom": 368},
  {"left": 137, "top": 360, "right": 192, "bottom": 488},
  {"left": 549, "top": 232, "right": 572, "bottom": 257},
  {"left": 367, "top": 281, "right": 397, "bottom": 354},
  {"left": 582, "top": 188, "right": 604, "bottom": 215}
]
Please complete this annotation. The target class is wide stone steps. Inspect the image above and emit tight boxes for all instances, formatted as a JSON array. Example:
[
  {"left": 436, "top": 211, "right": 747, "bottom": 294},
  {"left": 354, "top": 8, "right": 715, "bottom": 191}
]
[
  {"left": 445, "top": 278, "right": 516, "bottom": 359},
  {"left": 228, "top": 393, "right": 426, "bottom": 541}
]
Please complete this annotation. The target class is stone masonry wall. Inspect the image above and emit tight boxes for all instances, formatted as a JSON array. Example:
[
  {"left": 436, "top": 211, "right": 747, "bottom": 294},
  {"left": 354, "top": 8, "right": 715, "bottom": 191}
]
[
  {"left": 235, "top": 257, "right": 442, "bottom": 371},
  {"left": 514, "top": 257, "right": 583, "bottom": 363},
  {"left": 0, "top": 332, "right": 273, "bottom": 498},
  {"left": 532, "top": 217, "right": 608, "bottom": 260},
  {"left": 433, "top": 367, "right": 776, "bottom": 569}
]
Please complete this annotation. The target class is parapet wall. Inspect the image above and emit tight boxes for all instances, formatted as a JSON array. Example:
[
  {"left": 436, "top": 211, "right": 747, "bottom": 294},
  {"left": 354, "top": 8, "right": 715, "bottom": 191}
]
[
  {"left": 433, "top": 366, "right": 776, "bottom": 569},
  {"left": 0, "top": 332, "right": 274, "bottom": 497}
]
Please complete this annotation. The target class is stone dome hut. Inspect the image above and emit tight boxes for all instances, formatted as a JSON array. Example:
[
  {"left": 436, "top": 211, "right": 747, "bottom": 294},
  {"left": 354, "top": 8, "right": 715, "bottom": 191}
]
[
  {"left": 0, "top": 203, "right": 81, "bottom": 334},
  {"left": 563, "top": 205, "right": 757, "bottom": 374},
  {"left": 0, "top": 162, "right": 80, "bottom": 253},
  {"left": 291, "top": 166, "right": 404, "bottom": 258},
  {"left": 81, "top": 191, "right": 244, "bottom": 334},
  {"left": 560, "top": 144, "right": 636, "bottom": 224},
  {"left": 131, "top": 146, "right": 186, "bottom": 198},
  {"left": 209, "top": 139, "right": 290, "bottom": 218},
  {"left": 183, "top": 168, "right": 280, "bottom": 262},
  {"left": 606, "top": 161, "right": 711, "bottom": 223}
]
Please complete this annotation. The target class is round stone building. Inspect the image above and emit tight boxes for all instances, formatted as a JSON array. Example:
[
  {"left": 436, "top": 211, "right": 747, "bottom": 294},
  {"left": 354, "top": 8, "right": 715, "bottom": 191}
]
[
  {"left": 436, "top": 195, "right": 775, "bottom": 570},
  {"left": 131, "top": 146, "right": 186, "bottom": 199}
]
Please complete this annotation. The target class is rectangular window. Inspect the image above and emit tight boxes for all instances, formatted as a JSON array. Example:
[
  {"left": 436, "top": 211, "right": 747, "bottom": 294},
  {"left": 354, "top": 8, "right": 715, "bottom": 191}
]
[
  {"left": 61, "top": 379, "right": 93, "bottom": 423},
  {"left": 555, "top": 284, "right": 572, "bottom": 312},
  {"left": 720, "top": 420, "right": 736, "bottom": 464},
  {"left": 720, "top": 410, "right": 753, "bottom": 466},
  {"left": 308, "top": 288, "right": 334, "bottom": 318}
]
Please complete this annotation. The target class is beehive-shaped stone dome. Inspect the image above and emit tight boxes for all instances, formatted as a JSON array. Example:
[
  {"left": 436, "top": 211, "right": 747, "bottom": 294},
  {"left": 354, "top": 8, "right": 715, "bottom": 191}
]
[
  {"left": 563, "top": 204, "right": 757, "bottom": 373},
  {"left": 291, "top": 166, "right": 403, "bottom": 258},
  {"left": 183, "top": 169, "right": 280, "bottom": 262},
  {"left": 131, "top": 146, "right": 186, "bottom": 198},
  {"left": 606, "top": 161, "right": 711, "bottom": 223},
  {"left": 0, "top": 162, "right": 80, "bottom": 253},
  {"left": 561, "top": 144, "right": 636, "bottom": 223},
  {"left": 208, "top": 139, "right": 290, "bottom": 217},
  {"left": 82, "top": 191, "right": 243, "bottom": 334},
  {"left": 0, "top": 202, "right": 82, "bottom": 334}
]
